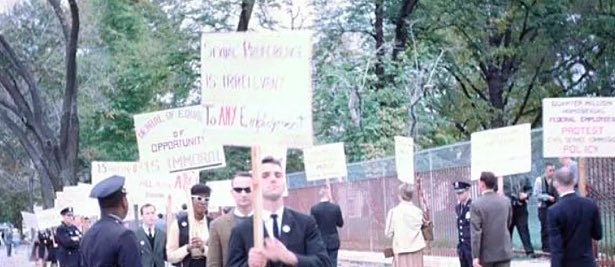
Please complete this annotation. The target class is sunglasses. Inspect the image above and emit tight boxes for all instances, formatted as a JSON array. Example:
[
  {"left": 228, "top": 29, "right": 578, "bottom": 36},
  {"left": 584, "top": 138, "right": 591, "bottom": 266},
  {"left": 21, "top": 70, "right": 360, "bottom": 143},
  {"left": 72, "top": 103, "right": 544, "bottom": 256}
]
[
  {"left": 233, "top": 187, "right": 252, "bottom": 194},
  {"left": 191, "top": 195, "right": 210, "bottom": 203}
]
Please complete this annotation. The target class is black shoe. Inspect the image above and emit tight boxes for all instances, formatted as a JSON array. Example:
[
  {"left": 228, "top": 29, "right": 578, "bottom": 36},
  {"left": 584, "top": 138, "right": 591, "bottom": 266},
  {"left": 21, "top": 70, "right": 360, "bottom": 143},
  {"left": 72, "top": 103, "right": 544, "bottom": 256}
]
[{"left": 528, "top": 253, "right": 539, "bottom": 259}]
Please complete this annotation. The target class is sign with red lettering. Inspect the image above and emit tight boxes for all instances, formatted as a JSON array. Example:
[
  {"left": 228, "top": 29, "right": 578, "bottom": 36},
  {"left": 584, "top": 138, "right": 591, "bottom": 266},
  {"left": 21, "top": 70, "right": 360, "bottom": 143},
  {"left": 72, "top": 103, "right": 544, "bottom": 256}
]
[
  {"left": 201, "top": 31, "right": 314, "bottom": 148},
  {"left": 543, "top": 97, "right": 615, "bottom": 157},
  {"left": 471, "top": 124, "right": 531, "bottom": 180},
  {"left": 133, "top": 105, "right": 226, "bottom": 173}
]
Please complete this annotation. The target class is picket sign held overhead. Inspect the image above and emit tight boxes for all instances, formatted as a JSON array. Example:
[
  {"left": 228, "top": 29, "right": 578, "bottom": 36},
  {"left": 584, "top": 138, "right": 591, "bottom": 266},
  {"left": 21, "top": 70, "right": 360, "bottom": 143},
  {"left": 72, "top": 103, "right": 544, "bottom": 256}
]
[
  {"left": 542, "top": 97, "right": 615, "bottom": 157},
  {"left": 303, "top": 143, "right": 347, "bottom": 181},
  {"left": 471, "top": 124, "right": 532, "bottom": 180},
  {"left": 394, "top": 136, "right": 415, "bottom": 184},
  {"left": 21, "top": 211, "right": 38, "bottom": 230},
  {"left": 35, "top": 208, "right": 60, "bottom": 230},
  {"left": 200, "top": 31, "right": 314, "bottom": 148},
  {"left": 133, "top": 105, "right": 226, "bottom": 173}
]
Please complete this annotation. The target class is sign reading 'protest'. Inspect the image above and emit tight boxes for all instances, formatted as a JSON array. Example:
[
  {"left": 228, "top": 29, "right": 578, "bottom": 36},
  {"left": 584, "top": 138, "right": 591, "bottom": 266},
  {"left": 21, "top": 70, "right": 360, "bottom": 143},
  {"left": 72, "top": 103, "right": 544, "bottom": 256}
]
[
  {"left": 201, "top": 31, "right": 314, "bottom": 148},
  {"left": 543, "top": 97, "right": 615, "bottom": 157}
]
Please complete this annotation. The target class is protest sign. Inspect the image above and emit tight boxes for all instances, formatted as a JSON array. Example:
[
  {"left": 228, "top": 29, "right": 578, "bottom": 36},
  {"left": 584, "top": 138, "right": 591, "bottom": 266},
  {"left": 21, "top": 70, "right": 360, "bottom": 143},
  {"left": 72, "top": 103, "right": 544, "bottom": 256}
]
[
  {"left": 394, "top": 136, "right": 415, "bottom": 184},
  {"left": 134, "top": 105, "right": 226, "bottom": 173},
  {"left": 471, "top": 124, "right": 532, "bottom": 180},
  {"left": 21, "top": 212, "right": 38, "bottom": 230},
  {"left": 303, "top": 143, "right": 347, "bottom": 181},
  {"left": 201, "top": 31, "right": 314, "bottom": 148},
  {"left": 543, "top": 97, "right": 615, "bottom": 157}
]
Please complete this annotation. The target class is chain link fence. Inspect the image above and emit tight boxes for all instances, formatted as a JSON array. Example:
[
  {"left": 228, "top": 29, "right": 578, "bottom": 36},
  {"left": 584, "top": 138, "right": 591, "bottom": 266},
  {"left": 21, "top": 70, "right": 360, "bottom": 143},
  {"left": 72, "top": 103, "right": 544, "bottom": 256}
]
[{"left": 285, "top": 129, "right": 615, "bottom": 266}]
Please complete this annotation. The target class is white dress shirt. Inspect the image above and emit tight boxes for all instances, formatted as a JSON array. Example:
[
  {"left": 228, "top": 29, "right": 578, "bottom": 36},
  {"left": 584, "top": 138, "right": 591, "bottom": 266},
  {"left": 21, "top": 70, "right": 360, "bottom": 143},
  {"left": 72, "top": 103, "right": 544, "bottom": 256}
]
[{"left": 262, "top": 207, "right": 284, "bottom": 238}]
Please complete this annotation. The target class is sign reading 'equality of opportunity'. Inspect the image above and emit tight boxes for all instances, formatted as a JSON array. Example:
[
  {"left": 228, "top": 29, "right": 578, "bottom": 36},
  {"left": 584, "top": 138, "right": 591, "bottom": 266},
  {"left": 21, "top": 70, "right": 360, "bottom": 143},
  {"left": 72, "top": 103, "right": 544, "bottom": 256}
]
[
  {"left": 543, "top": 97, "right": 615, "bottom": 157},
  {"left": 200, "top": 31, "right": 314, "bottom": 148},
  {"left": 471, "top": 124, "right": 532, "bottom": 180},
  {"left": 133, "top": 105, "right": 226, "bottom": 173}
]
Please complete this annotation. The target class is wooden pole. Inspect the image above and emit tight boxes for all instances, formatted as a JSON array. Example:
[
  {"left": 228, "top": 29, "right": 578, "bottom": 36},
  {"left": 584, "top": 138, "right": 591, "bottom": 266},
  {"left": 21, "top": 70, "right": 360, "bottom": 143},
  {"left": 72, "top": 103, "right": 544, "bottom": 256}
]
[
  {"left": 251, "top": 146, "right": 263, "bottom": 250},
  {"left": 578, "top": 157, "right": 586, "bottom": 197},
  {"left": 497, "top": 176, "right": 504, "bottom": 196}
]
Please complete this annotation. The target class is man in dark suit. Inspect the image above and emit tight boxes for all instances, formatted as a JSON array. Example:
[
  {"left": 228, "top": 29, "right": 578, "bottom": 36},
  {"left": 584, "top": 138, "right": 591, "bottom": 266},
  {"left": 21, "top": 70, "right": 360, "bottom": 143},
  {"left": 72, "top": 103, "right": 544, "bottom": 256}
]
[
  {"left": 55, "top": 207, "right": 83, "bottom": 267},
  {"left": 471, "top": 172, "right": 513, "bottom": 267},
  {"left": 548, "top": 167, "right": 602, "bottom": 267},
  {"left": 310, "top": 186, "right": 343, "bottom": 267},
  {"left": 135, "top": 203, "right": 166, "bottom": 267},
  {"left": 80, "top": 175, "right": 143, "bottom": 267},
  {"left": 227, "top": 157, "right": 331, "bottom": 267}
]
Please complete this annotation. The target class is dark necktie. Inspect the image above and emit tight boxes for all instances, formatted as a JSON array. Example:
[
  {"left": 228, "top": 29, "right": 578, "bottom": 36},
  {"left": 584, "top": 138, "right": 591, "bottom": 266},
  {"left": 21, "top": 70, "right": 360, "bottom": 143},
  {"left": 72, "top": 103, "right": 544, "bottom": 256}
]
[
  {"left": 148, "top": 228, "right": 154, "bottom": 239},
  {"left": 271, "top": 214, "right": 279, "bottom": 239}
]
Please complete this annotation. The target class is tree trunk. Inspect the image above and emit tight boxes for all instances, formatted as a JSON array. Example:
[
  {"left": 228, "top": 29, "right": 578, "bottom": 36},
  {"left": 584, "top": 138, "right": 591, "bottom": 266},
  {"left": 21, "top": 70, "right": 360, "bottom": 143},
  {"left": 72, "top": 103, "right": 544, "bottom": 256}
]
[
  {"left": 237, "top": 0, "right": 255, "bottom": 31},
  {"left": 374, "top": 0, "right": 385, "bottom": 89}
]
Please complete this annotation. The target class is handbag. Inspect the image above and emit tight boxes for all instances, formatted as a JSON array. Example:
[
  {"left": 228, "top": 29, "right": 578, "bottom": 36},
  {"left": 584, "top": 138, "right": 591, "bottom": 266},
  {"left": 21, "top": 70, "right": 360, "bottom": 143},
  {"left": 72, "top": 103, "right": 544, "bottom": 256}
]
[
  {"left": 421, "top": 220, "right": 434, "bottom": 241},
  {"left": 383, "top": 247, "right": 394, "bottom": 258}
]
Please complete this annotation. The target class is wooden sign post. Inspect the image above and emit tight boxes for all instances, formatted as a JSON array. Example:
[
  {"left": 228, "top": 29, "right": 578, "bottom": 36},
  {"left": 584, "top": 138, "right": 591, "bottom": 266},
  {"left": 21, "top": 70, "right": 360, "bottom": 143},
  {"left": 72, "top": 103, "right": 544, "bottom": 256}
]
[{"left": 251, "top": 147, "right": 264, "bottom": 249}]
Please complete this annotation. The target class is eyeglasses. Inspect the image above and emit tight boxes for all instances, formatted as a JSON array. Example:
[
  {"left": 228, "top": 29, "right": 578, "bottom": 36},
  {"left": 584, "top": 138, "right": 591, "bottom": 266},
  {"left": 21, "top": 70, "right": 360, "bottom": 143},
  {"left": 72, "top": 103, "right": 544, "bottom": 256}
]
[
  {"left": 191, "top": 195, "right": 210, "bottom": 203},
  {"left": 233, "top": 187, "right": 252, "bottom": 194}
]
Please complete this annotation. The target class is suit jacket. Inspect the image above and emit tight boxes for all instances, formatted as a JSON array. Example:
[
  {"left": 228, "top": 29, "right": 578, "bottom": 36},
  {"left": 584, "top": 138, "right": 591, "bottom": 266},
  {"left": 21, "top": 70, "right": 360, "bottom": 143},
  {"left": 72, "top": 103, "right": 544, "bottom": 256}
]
[
  {"left": 135, "top": 226, "right": 167, "bottom": 267},
  {"left": 226, "top": 208, "right": 331, "bottom": 267},
  {"left": 384, "top": 201, "right": 425, "bottom": 254},
  {"left": 548, "top": 193, "right": 603, "bottom": 267},
  {"left": 80, "top": 214, "right": 143, "bottom": 267},
  {"left": 207, "top": 212, "right": 237, "bottom": 267},
  {"left": 470, "top": 191, "right": 513, "bottom": 264},
  {"left": 310, "top": 201, "right": 344, "bottom": 250}
]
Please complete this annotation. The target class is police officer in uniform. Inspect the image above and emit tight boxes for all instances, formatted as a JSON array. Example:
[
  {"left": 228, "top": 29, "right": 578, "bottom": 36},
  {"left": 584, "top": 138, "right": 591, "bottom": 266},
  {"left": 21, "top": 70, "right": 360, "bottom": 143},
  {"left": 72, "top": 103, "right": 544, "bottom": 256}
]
[
  {"left": 55, "top": 207, "right": 82, "bottom": 267},
  {"left": 453, "top": 181, "right": 472, "bottom": 267},
  {"left": 80, "top": 175, "right": 142, "bottom": 267}
]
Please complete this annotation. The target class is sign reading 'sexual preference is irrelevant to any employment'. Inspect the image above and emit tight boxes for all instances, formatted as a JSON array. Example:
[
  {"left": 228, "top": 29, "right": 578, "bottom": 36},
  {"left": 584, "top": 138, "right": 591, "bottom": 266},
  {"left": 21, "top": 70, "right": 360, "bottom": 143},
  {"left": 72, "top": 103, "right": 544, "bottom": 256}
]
[
  {"left": 543, "top": 97, "right": 615, "bottom": 157},
  {"left": 200, "top": 31, "right": 314, "bottom": 148},
  {"left": 133, "top": 105, "right": 226, "bottom": 173}
]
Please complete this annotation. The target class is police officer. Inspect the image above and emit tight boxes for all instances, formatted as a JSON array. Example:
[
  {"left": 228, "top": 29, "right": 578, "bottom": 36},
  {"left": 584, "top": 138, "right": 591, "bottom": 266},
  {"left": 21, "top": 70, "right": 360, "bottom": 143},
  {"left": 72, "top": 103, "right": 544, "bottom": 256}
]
[
  {"left": 453, "top": 181, "right": 472, "bottom": 267},
  {"left": 55, "top": 207, "right": 82, "bottom": 267},
  {"left": 80, "top": 175, "right": 143, "bottom": 267}
]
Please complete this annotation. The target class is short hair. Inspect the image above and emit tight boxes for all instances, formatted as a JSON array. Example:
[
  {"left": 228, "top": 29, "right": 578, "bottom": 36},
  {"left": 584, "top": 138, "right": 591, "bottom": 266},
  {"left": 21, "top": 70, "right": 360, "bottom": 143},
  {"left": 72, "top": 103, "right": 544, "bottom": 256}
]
[
  {"left": 98, "top": 190, "right": 126, "bottom": 209},
  {"left": 480, "top": 172, "right": 497, "bottom": 189},
  {"left": 261, "top": 156, "right": 282, "bottom": 167},
  {"left": 140, "top": 203, "right": 155, "bottom": 215},
  {"left": 554, "top": 167, "right": 575, "bottom": 186},
  {"left": 191, "top": 184, "right": 211, "bottom": 196},
  {"left": 231, "top": 171, "right": 252, "bottom": 187},
  {"left": 157, "top": 213, "right": 163, "bottom": 219},
  {"left": 398, "top": 183, "right": 414, "bottom": 201},
  {"left": 545, "top": 162, "right": 554, "bottom": 168},
  {"left": 318, "top": 187, "right": 328, "bottom": 198}
]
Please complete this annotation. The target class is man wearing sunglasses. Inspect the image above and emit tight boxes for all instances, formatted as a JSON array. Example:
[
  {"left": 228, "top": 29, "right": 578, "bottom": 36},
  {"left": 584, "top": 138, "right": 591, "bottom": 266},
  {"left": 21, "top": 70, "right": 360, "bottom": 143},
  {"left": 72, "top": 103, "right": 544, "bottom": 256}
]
[
  {"left": 208, "top": 171, "right": 254, "bottom": 267},
  {"left": 55, "top": 207, "right": 83, "bottom": 267},
  {"left": 227, "top": 157, "right": 331, "bottom": 267},
  {"left": 167, "top": 184, "right": 213, "bottom": 267}
]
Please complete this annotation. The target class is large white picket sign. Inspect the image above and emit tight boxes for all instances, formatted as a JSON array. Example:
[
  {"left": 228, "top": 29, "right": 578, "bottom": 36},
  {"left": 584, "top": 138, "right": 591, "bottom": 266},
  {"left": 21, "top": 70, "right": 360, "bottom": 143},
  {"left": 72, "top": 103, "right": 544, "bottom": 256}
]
[
  {"left": 21, "top": 212, "right": 38, "bottom": 230},
  {"left": 201, "top": 31, "right": 314, "bottom": 148},
  {"left": 543, "top": 97, "right": 615, "bottom": 157},
  {"left": 394, "top": 136, "right": 415, "bottom": 184},
  {"left": 303, "top": 143, "right": 347, "bottom": 181},
  {"left": 35, "top": 208, "right": 60, "bottom": 230},
  {"left": 134, "top": 105, "right": 226, "bottom": 173},
  {"left": 471, "top": 124, "right": 532, "bottom": 180}
]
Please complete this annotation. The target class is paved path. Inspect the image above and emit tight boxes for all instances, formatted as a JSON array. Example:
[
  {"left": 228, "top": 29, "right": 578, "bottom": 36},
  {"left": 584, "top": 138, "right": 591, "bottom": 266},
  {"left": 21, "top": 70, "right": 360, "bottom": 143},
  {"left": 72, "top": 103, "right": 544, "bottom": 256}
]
[{"left": 0, "top": 245, "right": 550, "bottom": 267}]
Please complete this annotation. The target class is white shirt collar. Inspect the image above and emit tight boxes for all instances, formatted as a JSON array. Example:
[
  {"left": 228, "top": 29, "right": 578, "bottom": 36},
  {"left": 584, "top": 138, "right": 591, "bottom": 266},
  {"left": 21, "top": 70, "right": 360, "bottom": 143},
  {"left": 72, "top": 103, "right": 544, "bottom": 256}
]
[
  {"left": 233, "top": 208, "right": 253, "bottom": 217},
  {"left": 142, "top": 225, "right": 155, "bottom": 235},
  {"left": 262, "top": 206, "right": 284, "bottom": 222},
  {"left": 559, "top": 190, "right": 576, "bottom": 197}
]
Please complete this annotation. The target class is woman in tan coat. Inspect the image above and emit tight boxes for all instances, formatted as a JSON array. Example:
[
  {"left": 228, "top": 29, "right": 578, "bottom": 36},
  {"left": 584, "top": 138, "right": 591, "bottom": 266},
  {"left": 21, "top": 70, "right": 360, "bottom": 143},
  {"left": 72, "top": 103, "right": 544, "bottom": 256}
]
[{"left": 385, "top": 183, "right": 426, "bottom": 267}]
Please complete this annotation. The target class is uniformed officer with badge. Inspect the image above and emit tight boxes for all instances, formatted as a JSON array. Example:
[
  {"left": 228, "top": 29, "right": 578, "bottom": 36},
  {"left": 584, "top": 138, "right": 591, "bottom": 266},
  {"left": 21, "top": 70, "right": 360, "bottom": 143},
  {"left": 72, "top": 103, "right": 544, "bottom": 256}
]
[
  {"left": 453, "top": 181, "right": 472, "bottom": 267},
  {"left": 80, "top": 175, "right": 143, "bottom": 267},
  {"left": 55, "top": 207, "right": 82, "bottom": 267}
]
